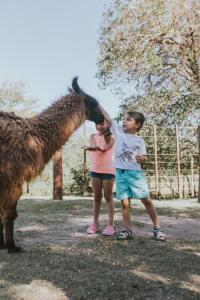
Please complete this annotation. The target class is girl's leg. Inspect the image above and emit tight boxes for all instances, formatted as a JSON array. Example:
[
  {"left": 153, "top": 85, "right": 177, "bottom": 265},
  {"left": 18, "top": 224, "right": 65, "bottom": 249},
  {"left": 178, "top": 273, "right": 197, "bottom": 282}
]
[
  {"left": 121, "top": 198, "right": 132, "bottom": 230},
  {"left": 102, "top": 179, "right": 114, "bottom": 226},
  {"left": 141, "top": 197, "right": 160, "bottom": 228},
  {"left": 91, "top": 177, "right": 103, "bottom": 225}
]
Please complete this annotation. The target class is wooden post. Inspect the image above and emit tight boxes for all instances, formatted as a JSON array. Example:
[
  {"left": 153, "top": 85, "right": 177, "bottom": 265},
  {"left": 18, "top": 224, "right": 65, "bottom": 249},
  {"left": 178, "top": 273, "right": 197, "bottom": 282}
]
[
  {"left": 153, "top": 125, "right": 160, "bottom": 198},
  {"left": 83, "top": 122, "right": 87, "bottom": 195},
  {"left": 198, "top": 126, "right": 200, "bottom": 203},
  {"left": 83, "top": 149, "right": 87, "bottom": 195},
  {"left": 26, "top": 182, "right": 29, "bottom": 194},
  {"left": 191, "top": 155, "right": 194, "bottom": 198},
  {"left": 176, "top": 125, "right": 182, "bottom": 198},
  {"left": 53, "top": 149, "right": 63, "bottom": 200},
  {"left": 182, "top": 176, "right": 186, "bottom": 198}
]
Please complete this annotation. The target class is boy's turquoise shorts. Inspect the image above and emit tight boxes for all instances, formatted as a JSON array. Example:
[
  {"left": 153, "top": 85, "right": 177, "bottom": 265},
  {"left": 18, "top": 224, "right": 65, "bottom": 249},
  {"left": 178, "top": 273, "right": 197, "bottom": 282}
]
[{"left": 116, "top": 169, "right": 150, "bottom": 201}]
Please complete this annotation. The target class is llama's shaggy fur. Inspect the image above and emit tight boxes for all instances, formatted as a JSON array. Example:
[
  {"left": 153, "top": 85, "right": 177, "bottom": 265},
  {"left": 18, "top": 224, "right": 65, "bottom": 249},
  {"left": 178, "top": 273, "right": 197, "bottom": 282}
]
[{"left": 0, "top": 78, "right": 104, "bottom": 252}]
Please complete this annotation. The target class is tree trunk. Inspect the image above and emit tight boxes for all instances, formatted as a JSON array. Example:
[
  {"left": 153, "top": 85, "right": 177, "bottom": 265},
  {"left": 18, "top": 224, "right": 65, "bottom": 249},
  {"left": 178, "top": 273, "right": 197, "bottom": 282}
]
[{"left": 198, "top": 126, "right": 200, "bottom": 203}]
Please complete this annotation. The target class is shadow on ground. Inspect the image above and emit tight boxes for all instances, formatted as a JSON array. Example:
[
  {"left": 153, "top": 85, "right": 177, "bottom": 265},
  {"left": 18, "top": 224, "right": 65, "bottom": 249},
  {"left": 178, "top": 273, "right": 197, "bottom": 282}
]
[{"left": 0, "top": 199, "right": 200, "bottom": 300}]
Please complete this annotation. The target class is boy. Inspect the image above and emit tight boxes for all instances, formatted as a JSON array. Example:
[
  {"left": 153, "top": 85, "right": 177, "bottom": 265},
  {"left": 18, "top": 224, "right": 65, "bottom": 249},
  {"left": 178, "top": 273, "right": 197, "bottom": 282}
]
[{"left": 99, "top": 106, "right": 166, "bottom": 241}]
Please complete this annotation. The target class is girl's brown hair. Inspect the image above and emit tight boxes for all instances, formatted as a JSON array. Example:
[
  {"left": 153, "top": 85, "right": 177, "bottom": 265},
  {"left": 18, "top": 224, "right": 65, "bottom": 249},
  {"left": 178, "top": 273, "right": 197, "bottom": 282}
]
[
  {"left": 104, "top": 126, "right": 112, "bottom": 144},
  {"left": 95, "top": 119, "right": 112, "bottom": 144}
]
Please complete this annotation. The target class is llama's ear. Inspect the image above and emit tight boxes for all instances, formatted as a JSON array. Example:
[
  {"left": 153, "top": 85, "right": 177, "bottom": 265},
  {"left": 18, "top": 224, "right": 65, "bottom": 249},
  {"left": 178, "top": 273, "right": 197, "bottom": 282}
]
[
  {"left": 68, "top": 87, "right": 73, "bottom": 93},
  {"left": 72, "top": 77, "right": 98, "bottom": 105},
  {"left": 72, "top": 77, "right": 80, "bottom": 94}
]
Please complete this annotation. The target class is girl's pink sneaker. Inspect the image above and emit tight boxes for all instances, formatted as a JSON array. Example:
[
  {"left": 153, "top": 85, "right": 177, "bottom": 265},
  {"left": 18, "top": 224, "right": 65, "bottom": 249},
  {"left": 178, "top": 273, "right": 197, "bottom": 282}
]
[
  {"left": 87, "top": 223, "right": 100, "bottom": 234},
  {"left": 103, "top": 225, "right": 115, "bottom": 236}
]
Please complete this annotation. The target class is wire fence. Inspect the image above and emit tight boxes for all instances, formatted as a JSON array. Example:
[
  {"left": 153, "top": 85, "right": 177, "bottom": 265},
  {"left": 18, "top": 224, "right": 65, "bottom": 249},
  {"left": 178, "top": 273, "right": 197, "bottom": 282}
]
[
  {"left": 78, "top": 124, "right": 199, "bottom": 199},
  {"left": 139, "top": 125, "right": 199, "bottom": 198},
  {"left": 25, "top": 125, "right": 200, "bottom": 200}
]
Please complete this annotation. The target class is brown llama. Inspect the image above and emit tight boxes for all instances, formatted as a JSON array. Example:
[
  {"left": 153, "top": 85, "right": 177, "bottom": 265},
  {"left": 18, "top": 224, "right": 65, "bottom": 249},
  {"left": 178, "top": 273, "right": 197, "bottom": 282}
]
[{"left": 0, "top": 77, "right": 104, "bottom": 253}]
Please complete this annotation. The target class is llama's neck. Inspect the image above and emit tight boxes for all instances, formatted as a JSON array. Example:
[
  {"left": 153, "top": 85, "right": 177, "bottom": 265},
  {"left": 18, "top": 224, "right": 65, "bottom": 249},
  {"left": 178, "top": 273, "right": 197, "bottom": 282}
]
[{"left": 33, "top": 93, "right": 86, "bottom": 162}]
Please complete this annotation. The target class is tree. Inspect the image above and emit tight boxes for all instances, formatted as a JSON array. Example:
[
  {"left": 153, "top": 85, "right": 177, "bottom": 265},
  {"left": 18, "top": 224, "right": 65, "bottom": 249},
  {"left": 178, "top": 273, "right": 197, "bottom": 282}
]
[
  {"left": 97, "top": 0, "right": 200, "bottom": 125},
  {"left": 0, "top": 80, "right": 38, "bottom": 117}
]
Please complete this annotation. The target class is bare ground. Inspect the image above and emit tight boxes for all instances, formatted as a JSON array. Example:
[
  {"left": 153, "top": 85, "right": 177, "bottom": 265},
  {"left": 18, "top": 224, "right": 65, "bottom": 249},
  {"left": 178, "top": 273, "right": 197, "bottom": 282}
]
[{"left": 0, "top": 197, "right": 200, "bottom": 300}]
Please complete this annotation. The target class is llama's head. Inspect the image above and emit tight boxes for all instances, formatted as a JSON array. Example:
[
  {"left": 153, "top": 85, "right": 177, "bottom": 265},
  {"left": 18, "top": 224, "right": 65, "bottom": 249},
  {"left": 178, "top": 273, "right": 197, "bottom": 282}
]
[{"left": 72, "top": 77, "right": 104, "bottom": 123}]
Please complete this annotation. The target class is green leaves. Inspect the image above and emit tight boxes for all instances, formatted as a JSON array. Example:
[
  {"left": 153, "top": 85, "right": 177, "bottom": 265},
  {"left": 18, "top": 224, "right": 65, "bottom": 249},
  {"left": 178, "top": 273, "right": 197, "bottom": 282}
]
[
  {"left": 97, "top": 0, "right": 200, "bottom": 126},
  {"left": 0, "top": 81, "right": 38, "bottom": 117}
]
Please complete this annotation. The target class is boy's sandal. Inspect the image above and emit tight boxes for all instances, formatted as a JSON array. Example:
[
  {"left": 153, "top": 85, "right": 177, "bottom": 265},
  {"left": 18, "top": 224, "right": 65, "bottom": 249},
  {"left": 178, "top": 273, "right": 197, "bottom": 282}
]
[
  {"left": 153, "top": 228, "right": 166, "bottom": 242},
  {"left": 117, "top": 230, "right": 133, "bottom": 240}
]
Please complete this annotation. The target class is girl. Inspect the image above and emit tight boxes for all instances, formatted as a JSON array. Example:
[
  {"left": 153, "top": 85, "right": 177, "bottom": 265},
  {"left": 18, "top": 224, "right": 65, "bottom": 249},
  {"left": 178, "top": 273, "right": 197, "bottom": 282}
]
[{"left": 83, "top": 119, "right": 115, "bottom": 236}]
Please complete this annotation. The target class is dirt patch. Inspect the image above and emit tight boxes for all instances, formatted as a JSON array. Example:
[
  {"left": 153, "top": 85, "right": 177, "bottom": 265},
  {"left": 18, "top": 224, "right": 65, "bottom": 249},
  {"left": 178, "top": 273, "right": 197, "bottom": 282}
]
[{"left": 0, "top": 198, "right": 200, "bottom": 300}]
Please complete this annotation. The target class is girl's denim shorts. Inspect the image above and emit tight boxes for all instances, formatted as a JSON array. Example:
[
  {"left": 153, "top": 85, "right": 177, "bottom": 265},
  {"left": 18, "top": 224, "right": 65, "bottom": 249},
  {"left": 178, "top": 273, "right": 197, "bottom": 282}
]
[{"left": 90, "top": 171, "right": 115, "bottom": 180}]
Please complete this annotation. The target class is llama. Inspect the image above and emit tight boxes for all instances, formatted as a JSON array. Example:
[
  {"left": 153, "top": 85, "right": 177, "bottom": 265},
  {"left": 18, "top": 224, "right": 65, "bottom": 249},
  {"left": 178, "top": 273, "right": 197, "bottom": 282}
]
[{"left": 0, "top": 77, "right": 104, "bottom": 253}]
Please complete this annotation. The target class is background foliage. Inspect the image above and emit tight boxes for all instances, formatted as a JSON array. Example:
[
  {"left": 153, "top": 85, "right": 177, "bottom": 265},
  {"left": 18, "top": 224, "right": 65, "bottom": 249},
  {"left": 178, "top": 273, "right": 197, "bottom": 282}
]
[
  {"left": 97, "top": 0, "right": 200, "bottom": 126},
  {"left": 0, "top": 80, "right": 38, "bottom": 117}
]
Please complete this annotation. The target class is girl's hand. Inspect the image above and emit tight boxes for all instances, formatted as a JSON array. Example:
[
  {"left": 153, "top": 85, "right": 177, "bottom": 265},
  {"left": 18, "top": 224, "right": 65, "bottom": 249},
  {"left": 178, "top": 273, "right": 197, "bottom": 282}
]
[
  {"left": 82, "top": 145, "right": 97, "bottom": 151},
  {"left": 135, "top": 155, "right": 147, "bottom": 163}
]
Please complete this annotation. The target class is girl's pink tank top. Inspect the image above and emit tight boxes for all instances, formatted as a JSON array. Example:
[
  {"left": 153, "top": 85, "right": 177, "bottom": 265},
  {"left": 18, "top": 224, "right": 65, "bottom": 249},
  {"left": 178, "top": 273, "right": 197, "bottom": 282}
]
[{"left": 90, "top": 133, "right": 115, "bottom": 175}]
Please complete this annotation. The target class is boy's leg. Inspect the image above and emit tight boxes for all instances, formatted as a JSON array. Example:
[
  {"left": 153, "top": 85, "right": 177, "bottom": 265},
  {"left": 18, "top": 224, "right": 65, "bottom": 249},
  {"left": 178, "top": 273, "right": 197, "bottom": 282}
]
[
  {"left": 141, "top": 197, "right": 166, "bottom": 241},
  {"left": 116, "top": 198, "right": 133, "bottom": 240},
  {"left": 116, "top": 169, "right": 133, "bottom": 239},
  {"left": 141, "top": 197, "right": 160, "bottom": 228},
  {"left": 121, "top": 198, "right": 132, "bottom": 230},
  {"left": 102, "top": 179, "right": 114, "bottom": 226},
  {"left": 91, "top": 177, "right": 103, "bottom": 225}
]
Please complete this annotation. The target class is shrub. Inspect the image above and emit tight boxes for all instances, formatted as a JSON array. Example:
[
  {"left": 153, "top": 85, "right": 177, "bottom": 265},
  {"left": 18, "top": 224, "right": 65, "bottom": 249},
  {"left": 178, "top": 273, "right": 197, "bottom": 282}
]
[{"left": 69, "top": 167, "right": 92, "bottom": 195}]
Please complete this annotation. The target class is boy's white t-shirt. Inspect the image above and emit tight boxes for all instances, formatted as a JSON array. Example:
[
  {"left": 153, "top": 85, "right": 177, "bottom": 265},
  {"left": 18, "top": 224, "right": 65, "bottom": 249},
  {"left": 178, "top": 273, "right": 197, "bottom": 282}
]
[{"left": 111, "top": 120, "right": 147, "bottom": 170}]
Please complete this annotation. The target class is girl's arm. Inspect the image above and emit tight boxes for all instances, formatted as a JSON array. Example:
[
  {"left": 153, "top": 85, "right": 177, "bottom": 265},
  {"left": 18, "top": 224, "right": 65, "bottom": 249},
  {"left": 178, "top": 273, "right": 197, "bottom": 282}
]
[
  {"left": 83, "top": 134, "right": 98, "bottom": 151},
  {"left": 96, "top": 135, "right": 115, "bottom": 152}
]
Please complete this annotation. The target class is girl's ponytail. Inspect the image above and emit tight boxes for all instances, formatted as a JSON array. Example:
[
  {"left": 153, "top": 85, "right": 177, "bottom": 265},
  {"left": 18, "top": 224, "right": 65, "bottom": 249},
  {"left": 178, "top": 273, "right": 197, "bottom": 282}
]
[{"left": 104, "top": 127, "right": 112, "bottom": 144}]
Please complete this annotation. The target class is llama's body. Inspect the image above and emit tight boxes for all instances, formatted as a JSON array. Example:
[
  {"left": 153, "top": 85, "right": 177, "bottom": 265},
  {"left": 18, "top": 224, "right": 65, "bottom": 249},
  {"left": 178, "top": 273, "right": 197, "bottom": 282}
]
[
  {"left": 0, "top": 79, "right": 104, "bottom": 253},
  {"left": 0, "top": 93, "right": 84, "bottom": 186}
]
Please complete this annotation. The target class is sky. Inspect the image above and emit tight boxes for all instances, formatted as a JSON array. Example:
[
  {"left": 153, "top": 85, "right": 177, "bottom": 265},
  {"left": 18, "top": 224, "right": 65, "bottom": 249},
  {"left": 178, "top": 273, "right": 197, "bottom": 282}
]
[{"left": 0, "top": 0, "right": 119, "bottom": 118}]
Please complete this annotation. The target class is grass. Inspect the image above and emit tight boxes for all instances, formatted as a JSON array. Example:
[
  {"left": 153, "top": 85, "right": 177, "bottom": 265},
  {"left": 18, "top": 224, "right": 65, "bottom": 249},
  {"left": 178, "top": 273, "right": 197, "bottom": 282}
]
[{"left": 0, "top": 198, "right": 200, "bottom": 300}]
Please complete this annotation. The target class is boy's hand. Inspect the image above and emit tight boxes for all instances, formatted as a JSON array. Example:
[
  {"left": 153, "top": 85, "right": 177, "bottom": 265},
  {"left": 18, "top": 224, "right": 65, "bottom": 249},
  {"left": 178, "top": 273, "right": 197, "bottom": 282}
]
[
  {"left": 98, "top": 104, "right": 112, "bottom": 126},
  {"left": 135, "top": 155, "right": 147, "bottom": 163}
]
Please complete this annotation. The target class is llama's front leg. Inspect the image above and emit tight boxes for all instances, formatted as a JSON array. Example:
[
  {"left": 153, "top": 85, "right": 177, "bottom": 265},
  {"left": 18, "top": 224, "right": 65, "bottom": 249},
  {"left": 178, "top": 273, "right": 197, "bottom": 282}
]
[
  {"left": 4, "top": 219, "right": 24, "bottom": 253},
  {"left": 0, "top": 222, "right": 6, "bottom": 249},
  {"left": 2, "top": 185, "right": 24, "bottom": 253}
]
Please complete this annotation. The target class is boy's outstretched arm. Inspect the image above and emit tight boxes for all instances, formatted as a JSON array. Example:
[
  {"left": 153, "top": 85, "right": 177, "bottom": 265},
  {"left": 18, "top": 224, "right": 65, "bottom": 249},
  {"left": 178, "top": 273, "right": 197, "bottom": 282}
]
[{"left": 98, "top": 104, "right": 112, "bottom": 127}]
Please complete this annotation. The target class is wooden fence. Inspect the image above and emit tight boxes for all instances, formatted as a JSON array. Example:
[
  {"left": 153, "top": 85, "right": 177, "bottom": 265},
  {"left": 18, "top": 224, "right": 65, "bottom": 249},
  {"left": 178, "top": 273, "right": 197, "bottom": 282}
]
[
  {"left": 51, "top": 125, "right": 200, "bottom": 200},
  {"left": 140, "top": 125, "right": 199, "bottom": 199},
  {"left": 26, "top": 125, "right": 200, "bottom": 200}
]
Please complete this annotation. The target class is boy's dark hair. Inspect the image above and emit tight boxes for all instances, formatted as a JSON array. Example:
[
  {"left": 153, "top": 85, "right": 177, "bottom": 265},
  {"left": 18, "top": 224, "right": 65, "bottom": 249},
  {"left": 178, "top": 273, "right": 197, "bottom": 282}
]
[{"left": 127, "top": 111, "right": 145, "bottom": 131}]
